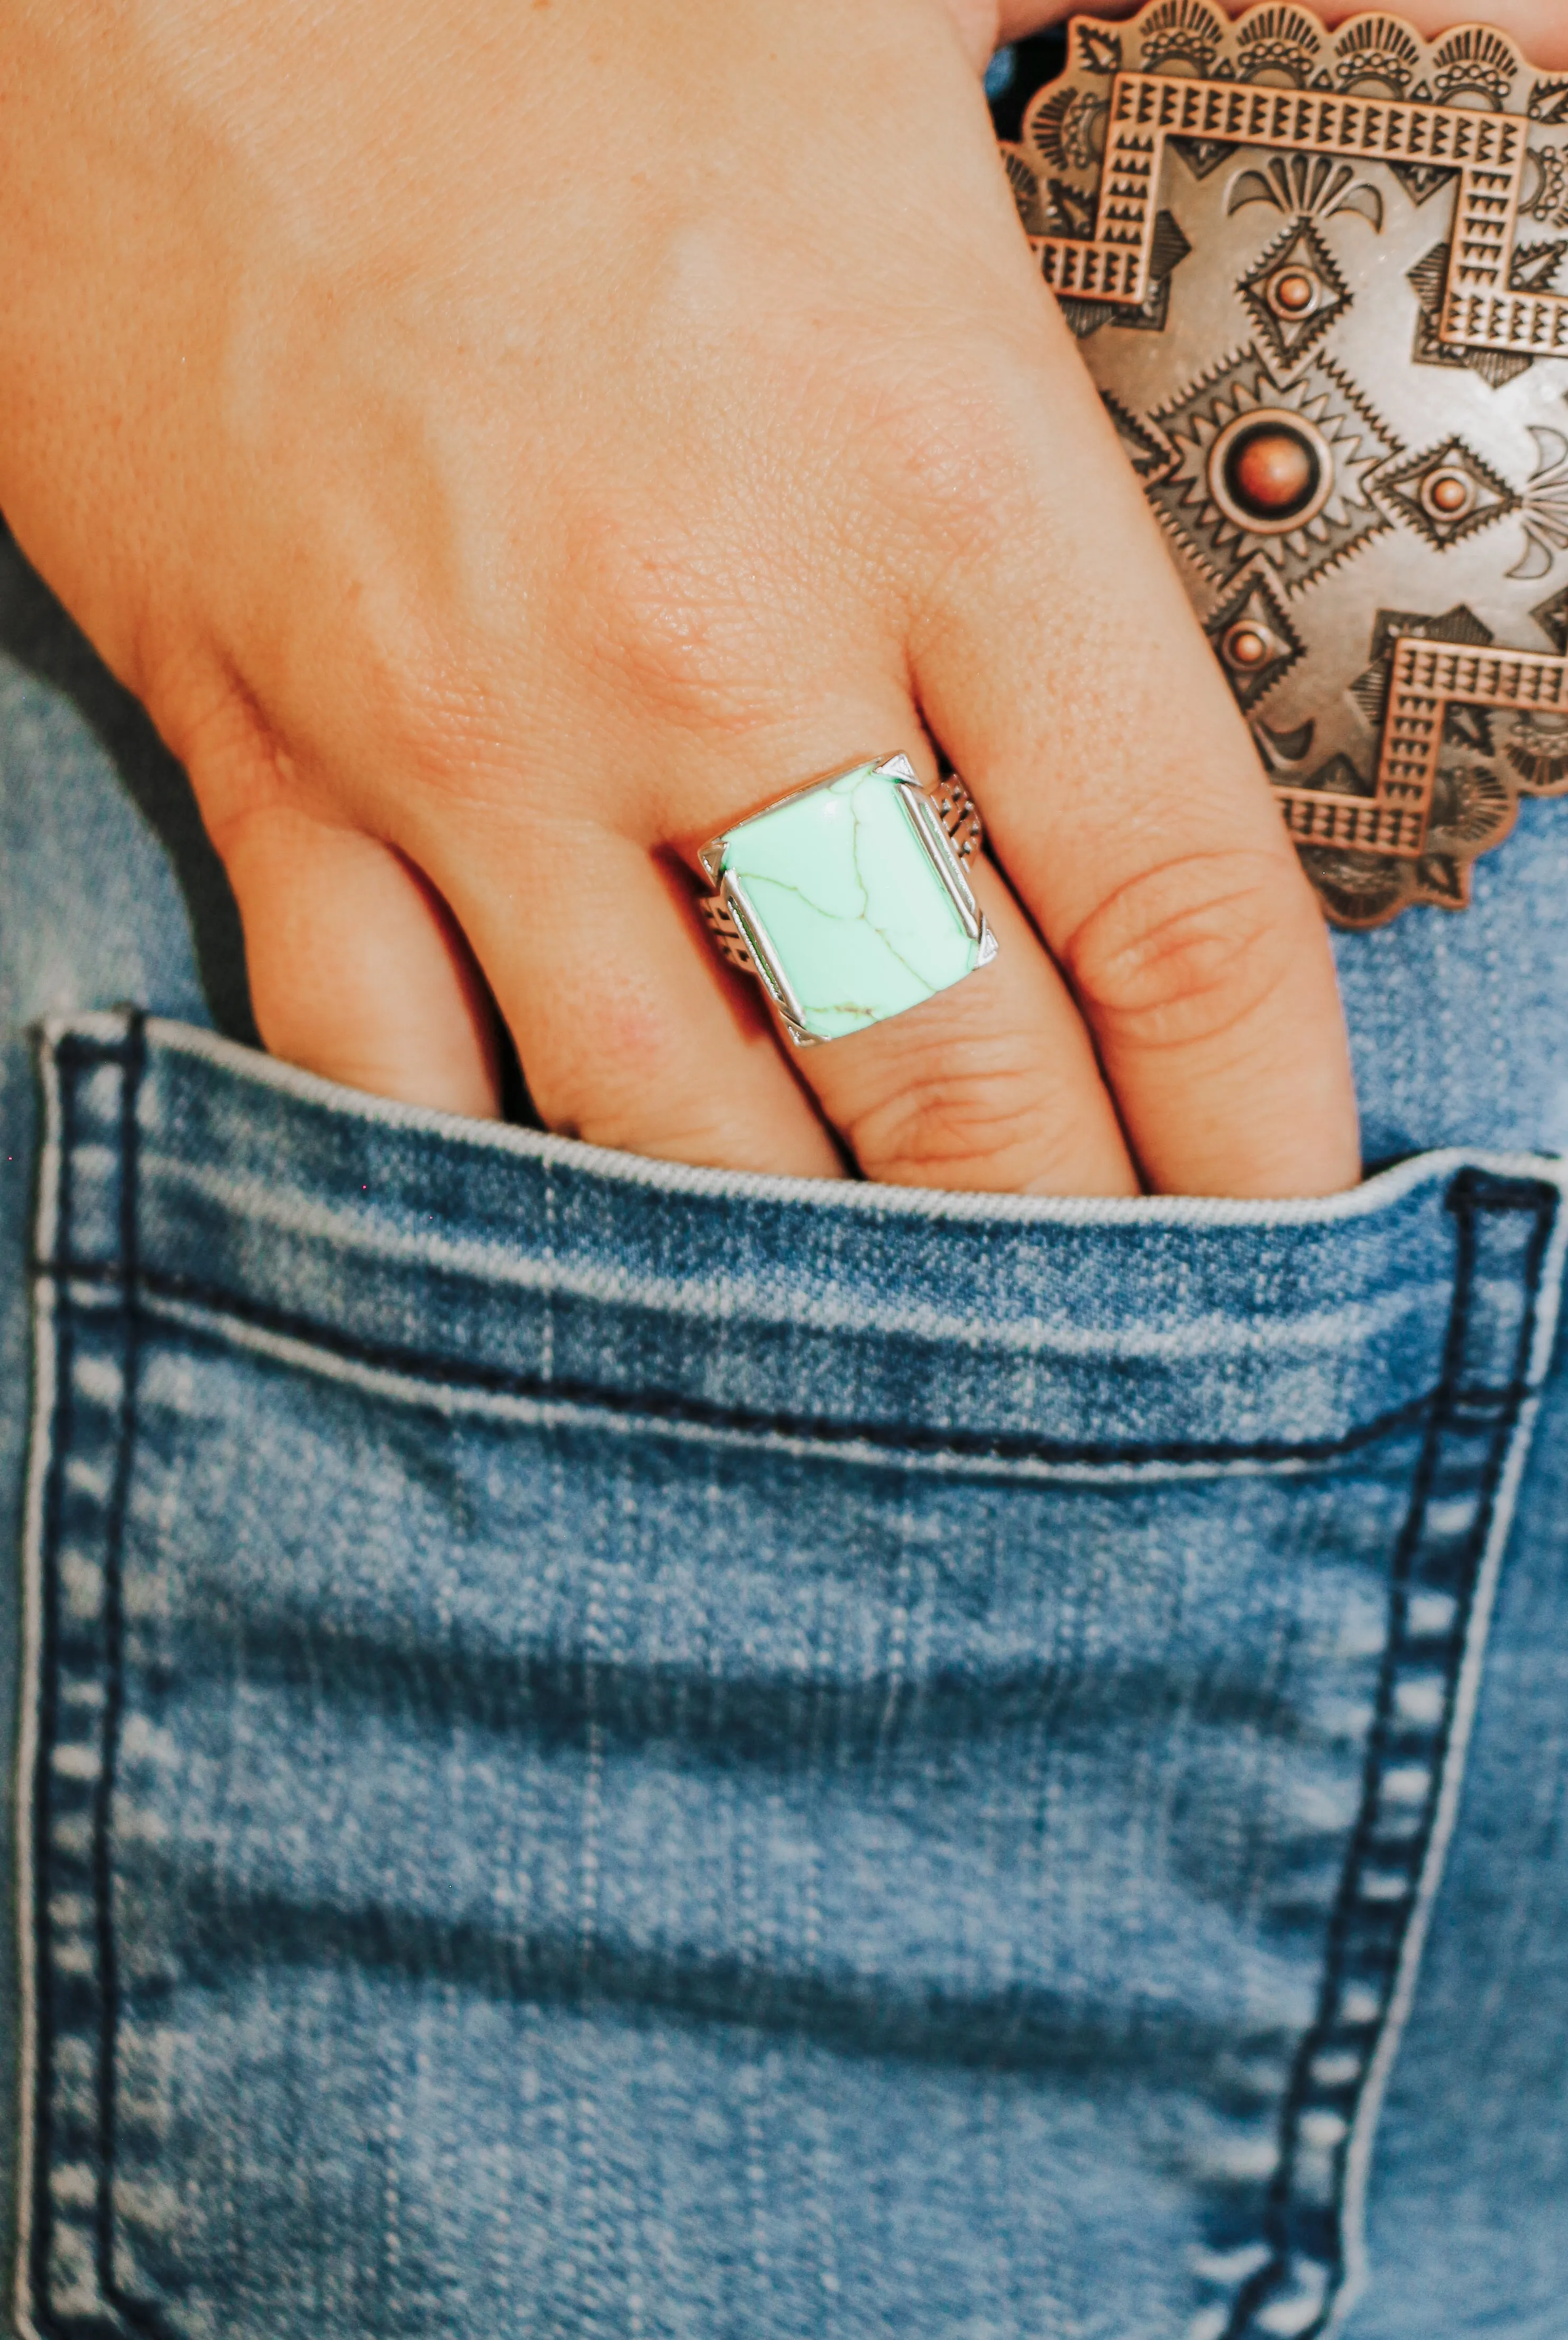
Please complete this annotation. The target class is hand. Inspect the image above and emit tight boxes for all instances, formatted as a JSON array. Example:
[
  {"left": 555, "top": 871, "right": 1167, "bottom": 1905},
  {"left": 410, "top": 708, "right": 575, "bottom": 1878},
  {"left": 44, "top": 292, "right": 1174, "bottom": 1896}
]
[{"left": 0, "top": 0, "right": 1362, "bottom": 1196}]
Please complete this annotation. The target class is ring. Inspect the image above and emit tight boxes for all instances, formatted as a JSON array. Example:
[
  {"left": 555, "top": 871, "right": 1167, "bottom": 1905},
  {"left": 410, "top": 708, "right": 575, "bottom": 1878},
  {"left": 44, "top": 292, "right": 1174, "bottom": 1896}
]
[{"left": 696, "top": 754, "right": 998, "bottom": 1046}]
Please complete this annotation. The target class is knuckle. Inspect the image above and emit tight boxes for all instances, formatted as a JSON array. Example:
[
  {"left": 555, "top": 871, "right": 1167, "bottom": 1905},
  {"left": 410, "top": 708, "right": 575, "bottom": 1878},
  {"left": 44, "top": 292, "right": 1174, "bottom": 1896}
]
[
  {"left": 845, "top": 1045, "right": 1061, "bottom": 1190},
  {"left": 161, "top": 668, "right": 307, "bottom": 845},
  {"left": 535, "top": 1065, "right": 747, "bottom": 1171},
  {"left": 329, "top": 591, "right": 520, "bottom": 810},
  {"left": 564, "top": 501, "right": 784, "bottom": 737},
  {"left": 885, "top": 398, "right": 1023, "bottom": 565},
  {"left": 1062, "top": 851, "right": 1305, "bottom": 1057},
  {"left": 865, "top": 345, "right": 1048, "bottom": 570}
]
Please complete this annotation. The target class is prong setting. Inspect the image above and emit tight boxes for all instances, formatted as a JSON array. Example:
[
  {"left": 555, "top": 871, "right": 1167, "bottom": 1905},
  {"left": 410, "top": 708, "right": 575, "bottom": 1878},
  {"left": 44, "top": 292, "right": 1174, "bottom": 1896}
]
[{"left": 694, "top": 756, "right": 997, "bottom": 1045}]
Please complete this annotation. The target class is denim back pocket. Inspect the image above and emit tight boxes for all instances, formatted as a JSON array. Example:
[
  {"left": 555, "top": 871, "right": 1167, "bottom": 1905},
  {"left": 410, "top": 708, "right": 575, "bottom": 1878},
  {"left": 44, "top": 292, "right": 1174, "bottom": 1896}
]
[{"left": 18, "top": 1012, "right": 1568, "bottom": 2340}]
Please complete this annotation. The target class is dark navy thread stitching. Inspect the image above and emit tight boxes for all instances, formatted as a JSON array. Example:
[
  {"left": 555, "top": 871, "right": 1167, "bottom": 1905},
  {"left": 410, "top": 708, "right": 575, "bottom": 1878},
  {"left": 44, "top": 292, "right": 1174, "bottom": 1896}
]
[
  {"left": 31, "top": 1029, "right": 1560, "bottom": 2338},
  {"left": 92, "top": 1015, "right": 168, "bottom": 2336},
  {"left": 95, "top": 1028, "right": 132, "bottom": 2315},
  {"left": 31, "top": 1018, "right": 176, "bottom": 2338},
  {"left": 34, "top": 1034, "right": 1510, "bottom": 1469},
  {"left": 38, "top": 1031, "right": 1464, "bottom": 1473},
  {"left": 1221, "top": 1167, "right": 1558, "bottom": 2340},
  {"left": 41, "top": 1255, "right": 1438, "bottom": 1471}
]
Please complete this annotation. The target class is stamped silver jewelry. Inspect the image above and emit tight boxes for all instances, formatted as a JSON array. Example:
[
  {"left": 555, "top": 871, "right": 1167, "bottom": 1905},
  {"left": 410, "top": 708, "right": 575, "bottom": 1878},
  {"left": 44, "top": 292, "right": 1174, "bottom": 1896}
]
[{"left": 1003, "top": 2, "right": 1568, "bottom": 928}]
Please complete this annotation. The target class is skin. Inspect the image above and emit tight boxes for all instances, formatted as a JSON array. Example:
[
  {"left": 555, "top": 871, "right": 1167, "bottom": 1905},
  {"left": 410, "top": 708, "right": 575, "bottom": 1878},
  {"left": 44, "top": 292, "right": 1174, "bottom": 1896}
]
[{"left": 3, "top": 3, "right": 1556, "bottom": 1199}]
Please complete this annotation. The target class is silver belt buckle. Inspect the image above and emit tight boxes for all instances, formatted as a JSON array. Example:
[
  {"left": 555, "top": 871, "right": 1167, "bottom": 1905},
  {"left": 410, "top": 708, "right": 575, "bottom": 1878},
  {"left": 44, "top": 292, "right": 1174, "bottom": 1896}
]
[{"left": 1006, "top": 5, "right": 1568, "bottom": 925}]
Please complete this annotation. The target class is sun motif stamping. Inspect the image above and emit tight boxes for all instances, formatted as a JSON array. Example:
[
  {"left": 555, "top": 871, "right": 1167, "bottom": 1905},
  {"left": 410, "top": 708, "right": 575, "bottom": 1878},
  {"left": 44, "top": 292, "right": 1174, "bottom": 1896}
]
[{"left": 1004, "top": 5, "right": 1568, "bottom": 925}]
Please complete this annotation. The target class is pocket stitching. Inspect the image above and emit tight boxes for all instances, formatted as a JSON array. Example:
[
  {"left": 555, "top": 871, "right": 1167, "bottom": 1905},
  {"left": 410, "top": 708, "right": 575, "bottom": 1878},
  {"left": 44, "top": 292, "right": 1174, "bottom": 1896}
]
[
  {"left": 1214, "top": 1169, "right": 1560, "bottom": 2340},
  {"left": 19, "top": 1022, "right": 1565, "bottom": 2340},
  {"left": 19, "top": 1016, "right": 159, "bottom": 2337}
]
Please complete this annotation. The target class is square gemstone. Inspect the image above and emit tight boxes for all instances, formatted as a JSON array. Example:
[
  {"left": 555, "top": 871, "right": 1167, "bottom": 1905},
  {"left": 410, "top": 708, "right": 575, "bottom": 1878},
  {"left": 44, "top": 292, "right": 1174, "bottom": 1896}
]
[{"left": 719, "top": 763, "right": 981, "bottom": 1041}]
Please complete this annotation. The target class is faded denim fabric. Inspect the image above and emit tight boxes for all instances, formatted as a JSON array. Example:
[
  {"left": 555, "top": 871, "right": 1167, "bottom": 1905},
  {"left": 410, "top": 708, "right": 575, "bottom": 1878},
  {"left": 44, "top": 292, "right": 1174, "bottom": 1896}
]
[{"left": 3, "top": 510, "right": 1568, "bottom": 2340}]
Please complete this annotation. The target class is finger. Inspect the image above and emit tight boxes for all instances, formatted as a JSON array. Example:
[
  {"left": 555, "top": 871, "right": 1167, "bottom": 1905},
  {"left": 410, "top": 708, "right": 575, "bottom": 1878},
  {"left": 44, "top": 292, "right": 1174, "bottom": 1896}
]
[
  {"left": 424, "top": 816, "right": 847, "bottom": 1179},
  {"left": 425, "top": 730, "right": 1136, "bottom": 1193},
  {"left": 797, "top": 840, "right": 1138, "bottom": 1195},
  {"left": 907, "top": 318, "right": 1359, "bottom": 1199},
  {"left": 416, "top": 744, "right": 1136, "bottom": 1193},
  {"left": 215, "top": 800, "right": 503, "bottom": 1118}
]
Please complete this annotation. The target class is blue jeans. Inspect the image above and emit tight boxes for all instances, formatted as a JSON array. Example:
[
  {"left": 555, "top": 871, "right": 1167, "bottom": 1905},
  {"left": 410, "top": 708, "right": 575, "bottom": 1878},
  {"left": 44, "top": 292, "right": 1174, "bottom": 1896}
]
[{"left": 3, "top": 524, "right": 1568, "bottom": 2339}]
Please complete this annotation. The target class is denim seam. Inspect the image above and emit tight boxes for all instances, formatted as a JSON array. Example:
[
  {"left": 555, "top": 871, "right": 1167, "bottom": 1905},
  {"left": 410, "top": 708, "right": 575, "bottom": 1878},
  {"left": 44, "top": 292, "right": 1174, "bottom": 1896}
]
[
  {"left": 18, "top": 1022, "right": 1568, "bottom": 2340},
  {"left": 21, "top": 1013, "right": 89, "bottom": 2340},
  {"left": 1217, "top": 1167, "right": 1563, "bottom": 2340},
  {"left": 17, "top": 1016, "right": 171, "bottom": 2340},
  {"left": 91, "top": 1014, "right": 143, "bottom": 2333},
  {"left": 35, "top": 1257, "right": 1441, "bottom": 1475},
  {"left": 13, "top": 1018, "right": 69, "bottom": 2340},
  {"left": 121, "top": 1148, "right": 1455, "bottom": 1352},
  {"left": 33, "top": 1021, "right": 1449, "bottom": 1475},
  {"left": 1333, "top": 1173, "right": 1568, "bottom": 2339},
  {"left": 56, "top": 1010, "right": 1566, "bottom": 1235},
  {"left": 75, "top": 1277, "right": 1438, "bottom": 1492}
]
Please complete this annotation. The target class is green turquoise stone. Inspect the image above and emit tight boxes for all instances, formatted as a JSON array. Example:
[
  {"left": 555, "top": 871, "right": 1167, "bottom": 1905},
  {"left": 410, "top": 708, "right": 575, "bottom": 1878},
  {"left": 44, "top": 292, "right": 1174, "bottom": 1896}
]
[{"left": 720, "top": 763, "right": 980, "bottom": 1041}]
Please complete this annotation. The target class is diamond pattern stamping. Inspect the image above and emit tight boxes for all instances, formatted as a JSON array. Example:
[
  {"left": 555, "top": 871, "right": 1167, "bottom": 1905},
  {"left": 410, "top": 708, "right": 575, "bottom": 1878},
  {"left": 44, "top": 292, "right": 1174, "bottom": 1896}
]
[{"left": 1004, "top": 5, "right": 1568, "bottom": 924}]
